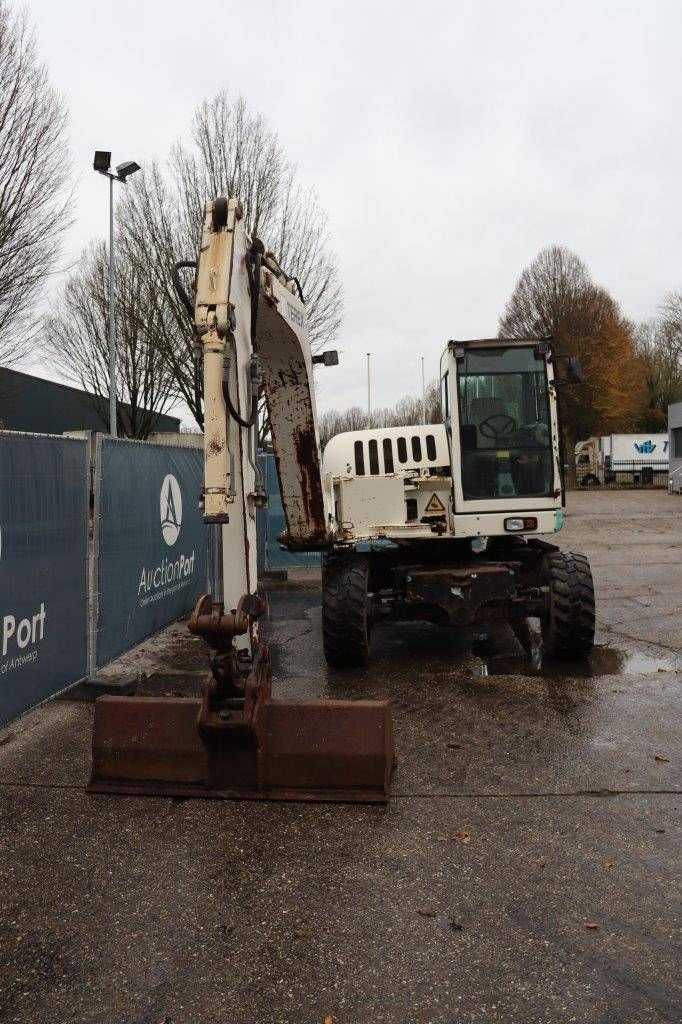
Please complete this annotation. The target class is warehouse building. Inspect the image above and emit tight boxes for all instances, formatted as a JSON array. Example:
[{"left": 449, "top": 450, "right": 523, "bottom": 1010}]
[
  {"left": 669, "top": 401, "right": 682, "bottom": 494},
  {"left": 0, "top": 367, "right": 180, "bottom": 435}
]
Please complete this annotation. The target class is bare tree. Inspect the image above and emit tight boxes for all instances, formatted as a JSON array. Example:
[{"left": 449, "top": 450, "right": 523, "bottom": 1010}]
[
  {"left": 319, "top": 406, "right": 367, "bottom": 448},
  {"left": 390, "top": 380, "right": 441, "bottom": 427},
  {"left": 635, "top": 313, "right": 682, "bottom": 429},
  {"left": 115, "top": 166, "right": 195, "bottom": 416},
  {"left": 118, "top": 92, "right": 343, "bottom": 427},
  {"left": 0, "top": 2, "right": 72, "bottom": 365},
  {"left": 499, "top": 246, "right": 645, "bottom": 444},
  {"left": 659, "top": 291, "right": 682, "bottom": 358},
  {"left": 499, "top": 246, "right": 594, "bottom": 343},
  {"left": 318, "top": 380, "right": 441, "bottom": 449},
  {"left": 46, "top": 242, "right": 178, "bottom": 438}
]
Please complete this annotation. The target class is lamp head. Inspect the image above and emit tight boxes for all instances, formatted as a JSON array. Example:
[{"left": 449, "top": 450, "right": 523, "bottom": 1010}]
[
  {"left": 115, "top": 160, "right": 141, "bottom": 180},
  {"left": 93, "top": 150, "right": 111, "bottom": 173}
]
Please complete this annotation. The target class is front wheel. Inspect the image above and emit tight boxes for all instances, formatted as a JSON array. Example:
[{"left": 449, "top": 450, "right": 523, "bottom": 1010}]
[
  {"left": 322, "top": 555, "right": 371, "bottom": 668},
  {"left": 541, "top": 550, "right": 595, "bottom": 659}
]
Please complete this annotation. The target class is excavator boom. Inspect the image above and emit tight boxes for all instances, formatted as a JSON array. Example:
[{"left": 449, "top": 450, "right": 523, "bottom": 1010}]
[{"left": 89, "top": 197, "right": 395, "bottom": 803}]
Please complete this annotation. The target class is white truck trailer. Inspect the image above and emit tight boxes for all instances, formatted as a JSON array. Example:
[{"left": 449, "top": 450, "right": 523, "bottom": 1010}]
[{"left": 575, "top": 433, "right": 669, "bottom": 486}]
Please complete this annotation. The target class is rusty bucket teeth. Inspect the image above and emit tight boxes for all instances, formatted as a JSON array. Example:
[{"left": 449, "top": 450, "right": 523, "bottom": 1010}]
[{"left": 88, "top": 645, "right": 394, "bottom": 804}]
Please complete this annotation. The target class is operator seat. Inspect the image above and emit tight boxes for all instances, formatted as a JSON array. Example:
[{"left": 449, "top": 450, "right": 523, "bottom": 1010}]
[{"left": 469, "top": 397, "right": 507, "bottom": 447}]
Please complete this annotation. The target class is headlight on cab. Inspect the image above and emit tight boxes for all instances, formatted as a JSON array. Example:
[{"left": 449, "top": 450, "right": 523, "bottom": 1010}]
[{"left": 504, "top": 516, "right": 537, "bottom": 532}]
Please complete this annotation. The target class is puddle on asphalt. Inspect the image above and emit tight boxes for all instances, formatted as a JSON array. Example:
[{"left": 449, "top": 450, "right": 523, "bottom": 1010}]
[
  {"left": 265, "top": 592, "right": 679, "bottom": 685},
  {"left": 470, "top": 621, "right": 679, "bottom": 679}
]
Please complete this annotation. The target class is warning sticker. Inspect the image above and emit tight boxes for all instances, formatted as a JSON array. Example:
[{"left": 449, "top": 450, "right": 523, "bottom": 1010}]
[{"left": 424, "top": 492, "right": 446, "bottom": 515}]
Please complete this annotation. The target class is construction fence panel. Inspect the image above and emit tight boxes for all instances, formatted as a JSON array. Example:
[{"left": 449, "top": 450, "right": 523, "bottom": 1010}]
[
  {"left": 95, "top": 437, "right": 207, "bottom": 667},
  {"left": 0, "top": 433, "right": 88, "bottom": 724},
  {"left": 574, "top": 460, "right": 669, "bottom": 489},
  {"left": 257, "top": 452, "right": 321, "bottom": 571}
]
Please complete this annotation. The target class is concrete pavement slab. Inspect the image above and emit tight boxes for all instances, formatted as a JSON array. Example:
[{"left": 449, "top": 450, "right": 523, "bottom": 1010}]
[
  {"left": 0, "top": 490, "right": 679, "bottom": 1023},
  {"left": 0, "top": 786, "right": 678, "bottom": 1024}
]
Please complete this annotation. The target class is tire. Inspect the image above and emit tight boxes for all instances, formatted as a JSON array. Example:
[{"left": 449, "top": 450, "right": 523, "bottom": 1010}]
[
  {"left": 541, "top": 550, "right": 595, "bottom": 660},
  {"left": 322, "top": 555, "right": 370, "bottom": 668}
]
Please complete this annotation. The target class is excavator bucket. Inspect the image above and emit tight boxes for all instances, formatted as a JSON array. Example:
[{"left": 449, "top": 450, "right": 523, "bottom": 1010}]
[{"left": 89, "top": 644, "right": 395, "bottom": 803}]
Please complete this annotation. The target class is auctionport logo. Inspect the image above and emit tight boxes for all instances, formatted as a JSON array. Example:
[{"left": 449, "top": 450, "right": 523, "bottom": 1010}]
[
  {"left": 0, "top": 526, "right": 47, "bottom": 673},
  {"left": 160, "top": 474, "right": 182, "bottom": 546},
  {"left": 137, "top": 472, "right": 195, "bottom": 604}
]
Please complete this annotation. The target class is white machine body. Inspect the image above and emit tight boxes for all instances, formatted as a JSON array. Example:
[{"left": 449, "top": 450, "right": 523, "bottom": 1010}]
[{"left": 323, "top": 338, "right": 565, "bottom": 544}]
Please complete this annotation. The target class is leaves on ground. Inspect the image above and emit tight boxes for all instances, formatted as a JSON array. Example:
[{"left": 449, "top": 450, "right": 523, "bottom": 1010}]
[
  {"left": 584, "top": 921, "right": 600, "bottom": 930},
  {"left": 602, "top": 859, "right": 615, "bottom": 869},
  {"left": 451, "top": 830, "right": 471, "bottom": 844},
  {"left": 417, "top": 908, "right": 437, "bottom": 918},
  {"left": 654, "top": 754, "right": 670, "bottom": 763}
]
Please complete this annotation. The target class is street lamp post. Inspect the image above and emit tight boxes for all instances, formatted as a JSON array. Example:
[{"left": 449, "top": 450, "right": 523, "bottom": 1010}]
[
  {"left": 93, "top": 151, "right": 141, "bottom": 436},
  {"left": 366, "top": 352, "right": 371, "bottom": 423}
]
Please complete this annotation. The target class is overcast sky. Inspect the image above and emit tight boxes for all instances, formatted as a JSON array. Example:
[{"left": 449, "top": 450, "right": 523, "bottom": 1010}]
[{"left": 26, "top": 0, "right": 681, "bottom": 418}]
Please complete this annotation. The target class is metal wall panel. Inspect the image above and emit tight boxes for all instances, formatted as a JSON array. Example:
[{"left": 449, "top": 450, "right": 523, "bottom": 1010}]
[
  {"left": 669, "top": 402, "right": 682, "bottom": 493},
  {"left": 0, "top": 366, "right": 181, "bottom": 434},
  {"left": 96, "top": 438, "right": 207, "bottom": 666},
  {"left": 0, "top": 434, "right": 88, "bottom": 724}
]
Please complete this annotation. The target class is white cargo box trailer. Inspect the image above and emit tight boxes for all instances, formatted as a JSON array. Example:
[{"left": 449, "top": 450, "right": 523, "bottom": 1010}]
[
  {"left": 608, "top": 433, "right": 668, "bottom": 466},
  {"left": 575, "top": 433, "right": 668, "bottom": 486}
]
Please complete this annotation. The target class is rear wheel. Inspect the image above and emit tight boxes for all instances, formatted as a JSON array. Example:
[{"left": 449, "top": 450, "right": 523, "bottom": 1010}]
[
  {"left": 541, "top": 550, "right": 595, "bottom": 659},
  {"left": 322, "top": 555, "right": 370, "bottom": 668}
]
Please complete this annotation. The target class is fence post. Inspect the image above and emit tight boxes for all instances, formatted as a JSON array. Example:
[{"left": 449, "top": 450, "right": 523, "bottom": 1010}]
[{"left": 87, "top": 432, "right": 103, "bottom": 675}]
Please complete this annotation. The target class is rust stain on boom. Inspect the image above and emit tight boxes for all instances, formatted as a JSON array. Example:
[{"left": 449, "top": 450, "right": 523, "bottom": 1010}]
[
  {"left": 292, "top": 422, "right": 327, "bottom": 544},
  {"left": 258, "top": 291, "right": 330, "bottom": 549}
]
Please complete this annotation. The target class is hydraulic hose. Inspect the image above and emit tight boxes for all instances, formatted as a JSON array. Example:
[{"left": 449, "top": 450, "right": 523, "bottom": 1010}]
[
  {"left": 171, "top": 260, "right": 196, "bottom": 318},
  {"left": 246, "top": 238, "right": 265, "bottom": 353},
  {"left": 171, "top": 259, "right": 204, "bottom": 427},
  {"left": 222, "top": 352, "right": 259, "bottom": 429},
  {"left": 218, "top": 238, "right": 266, "bottom": 430},
  {"left": 193, "top": 343, "right": 204, "bottom": 429},
  {"left": 260, "top": 250, "right": 305, "bottom": 303}
]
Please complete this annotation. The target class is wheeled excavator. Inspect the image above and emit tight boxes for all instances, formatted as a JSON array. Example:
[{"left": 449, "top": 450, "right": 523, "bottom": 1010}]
[
  {"left": 318, "top": 340, "right": 595, "bottom": 667},
  {"left": 89, "top": 195, "right": 595, "bottom": 805}
]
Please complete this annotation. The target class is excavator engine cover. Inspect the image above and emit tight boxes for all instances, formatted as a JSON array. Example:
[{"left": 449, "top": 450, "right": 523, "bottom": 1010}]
[{"left": 89, "top": 644, "right": 394, "bottom": 803}]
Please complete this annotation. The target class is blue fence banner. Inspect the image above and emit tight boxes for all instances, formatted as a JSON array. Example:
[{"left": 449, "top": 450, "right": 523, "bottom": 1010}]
[
  {"left": 0, "top": 434, "right": 88, "bottom": 724},
  {"left": 96, "top": 438, "right": 207, "bottom": 666},
  {"left": 257, "top": 452, "right": 321, "bottom": 571}
]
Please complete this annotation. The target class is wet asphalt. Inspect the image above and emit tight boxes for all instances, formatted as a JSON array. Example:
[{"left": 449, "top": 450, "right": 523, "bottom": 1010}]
[{"left": 0, "top": 491, "right": 680, "bottom": 1023}]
